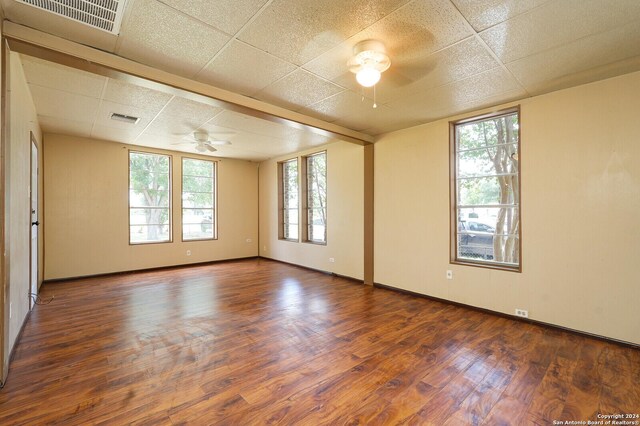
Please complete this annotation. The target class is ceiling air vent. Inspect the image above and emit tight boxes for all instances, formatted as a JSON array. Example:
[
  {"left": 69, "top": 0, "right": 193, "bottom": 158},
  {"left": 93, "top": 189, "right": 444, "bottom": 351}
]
[
  {"left": 110, "top": 112, "right": 139, "bottom": 124},
  {"left": 16, "top": 0, "right": 127, "bottom": 35}
]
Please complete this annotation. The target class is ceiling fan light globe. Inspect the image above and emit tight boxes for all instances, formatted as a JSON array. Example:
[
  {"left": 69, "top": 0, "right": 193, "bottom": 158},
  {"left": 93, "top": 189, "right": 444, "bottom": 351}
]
[
  {"left": 195, "top": 144, "right": 207, "bottom": 153},
  {"left": 356, "top": 67, "right": 381, "bottom": 87}
]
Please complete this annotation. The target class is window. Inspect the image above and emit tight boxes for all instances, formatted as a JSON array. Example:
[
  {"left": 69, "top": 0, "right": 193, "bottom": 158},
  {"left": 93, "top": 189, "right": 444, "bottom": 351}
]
[
  {"left": 182, "top": 158, "right": 216, "bottom": 241},
  {"left": 129, "top": 151, "right": 171, "bottom": 244},
  {"left": 451, "top": 108, "right": 521, "bottom": 270},
  {"left": 303, "top": 151, "right": 327, "bottom": 244},
  {"left": 279, "top": 158, "right": 299, "bottom": 241}
]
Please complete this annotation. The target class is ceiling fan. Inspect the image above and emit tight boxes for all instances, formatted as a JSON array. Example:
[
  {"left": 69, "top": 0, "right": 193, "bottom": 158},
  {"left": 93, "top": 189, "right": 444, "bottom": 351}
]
[{"left": 172, "top": 131, "right": 232, "bottom": 153}]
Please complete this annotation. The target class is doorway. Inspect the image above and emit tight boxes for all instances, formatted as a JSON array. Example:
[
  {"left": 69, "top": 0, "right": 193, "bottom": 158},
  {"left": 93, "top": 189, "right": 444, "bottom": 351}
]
[{"left": 30, "top": 133, "right": 39, "bottom": 309}]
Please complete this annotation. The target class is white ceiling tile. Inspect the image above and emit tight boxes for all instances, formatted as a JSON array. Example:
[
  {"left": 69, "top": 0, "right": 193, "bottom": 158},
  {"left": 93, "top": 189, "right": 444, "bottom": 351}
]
[
  {"left": 142, "top": 96, "right": 223, "bottom": 137},
  {"left": 209, "top": 110, "right": 299, "bottom": 139},
  {"left": 157, "top": 0, "right": 269, "bottom": 35},
  {"left": 379, "top": 37, "right": 500, "bottom": 103},
  {"left": 300, "top": 90, "right": 377, "bottom": 123},
  {"left": 117, "top": 0, "right": 230, "bottom": 78},
  {"left": 451, "top": 0, "right": 552, "bottom": 32},
  {"left": 90, "top": 125, "right": 145, "bottom": 143},
  {"left": 238, "top": 0, "right": 412, "bottom": 65},
  {"left": 20, "top": 55, "right": 106, "bottom": 98},
  {"left": 333, "top": 104, "right": 400, "bottom": 132},
  {"left": 355, "top": 0, "right": 473, "bottom": 60},
  {"left": 481, "top": 0, "right": 640, "bottom": 64},
  {"left": 368, "top": 67, "right": 525, "bottom": 133},
  {"left": 38, "top": 115, "right": 93, "bottom": 138},
  {"left": 29, "top": 85, "right": 101, "bottom": 123},
  {"left": 507, "top": 20, "right": 640, "bottom": 95},
  {"left": 255, "top": 69, "right": 345, "bottom": 110},
  {"left": 196, "top": 40, "right": 297, "bottom": 96},
  {"left": 103, "top": 79, "right": 173, "bottom": 114}
]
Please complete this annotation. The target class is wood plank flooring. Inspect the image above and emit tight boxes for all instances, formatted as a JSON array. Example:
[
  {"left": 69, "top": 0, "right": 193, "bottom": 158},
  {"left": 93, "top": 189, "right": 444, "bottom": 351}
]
[{"left": 0, "top": 258, "right": 638, "bottom": 425}]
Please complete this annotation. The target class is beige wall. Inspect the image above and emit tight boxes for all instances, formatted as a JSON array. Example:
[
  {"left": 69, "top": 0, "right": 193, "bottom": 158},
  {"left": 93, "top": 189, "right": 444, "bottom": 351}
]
[
  {"left": 5, "top": 52, "right": 42, "bottom": 354},
  {"left": 44, "top": 134, "right": 258, "bottom": 279},
  {"left": 259, "top": 142, "right": 364, "bottom": 280},
  {"left": 375, "top": 70, "right": 640, "bottom": 345}
]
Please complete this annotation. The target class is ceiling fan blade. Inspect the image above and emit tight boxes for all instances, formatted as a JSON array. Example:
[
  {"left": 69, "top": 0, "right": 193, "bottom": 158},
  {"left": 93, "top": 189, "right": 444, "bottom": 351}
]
[
  {"left": 205, "top": 144, "right": 217, "bottom": 152},
  {"left": 209, "top": 140, "right": 231, "bottom": 146},
  {"left": 170, "top": 141, "right": 194, "bottom": 146}
]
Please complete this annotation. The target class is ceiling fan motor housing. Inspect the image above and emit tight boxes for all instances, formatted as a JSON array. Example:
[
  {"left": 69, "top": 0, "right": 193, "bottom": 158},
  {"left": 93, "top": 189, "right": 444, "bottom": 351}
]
[{"left": 348, "top": 39, "right": 391, "bottom": 74}]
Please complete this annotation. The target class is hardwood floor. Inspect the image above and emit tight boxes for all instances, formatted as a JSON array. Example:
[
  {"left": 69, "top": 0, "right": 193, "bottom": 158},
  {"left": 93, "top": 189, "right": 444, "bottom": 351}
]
[{"left": 1, "top": 258, "right": 638, "bottom": 425}]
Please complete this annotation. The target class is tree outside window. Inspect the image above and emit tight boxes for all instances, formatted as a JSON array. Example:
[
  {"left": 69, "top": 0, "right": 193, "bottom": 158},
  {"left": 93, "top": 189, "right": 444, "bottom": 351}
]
[
  {"left": 305, "top": 152, "right": 327, "bottom": 244},
  {"left": 452, "top": 109, "right": 520, "bottom": 270},
  {"left": 129, "top": 152, "right": 171, "bottom": 244}
]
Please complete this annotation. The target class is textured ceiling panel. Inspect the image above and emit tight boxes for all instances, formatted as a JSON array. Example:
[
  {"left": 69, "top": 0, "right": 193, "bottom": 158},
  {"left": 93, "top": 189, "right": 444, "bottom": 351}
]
[
  {"left": 508, "top": 20, "right": 640, "bottom": 95},
  {"left": 355, "top": 0, "right": 473, "bottom": 60},
  {"left": 21, "top": 55, "right": 106, "bottom": 98},
  {"left": 91, "top": 124, "right": 146, "bottom": 143},
  {"left": 38, "top": 115, "right": 93, "bottom": 138},
  {"left": 331, "top": 103, "right": 395, "bottom": 132},
  {"left": 256, "top": 69, "right": 345, "bottom": 111},
  {"left": 481, "top": 0, "right": 640, "bottom": 64},
  {"left": 157, "top": 0, "right": 268, "bottom": 35},
  {"left": 142, "top": 96, "right": 223, "bottom": 137},
  {"left": 451, "top": 0, "right": 551, "bottom": 32},
  {"left": 388, "top": 67, "right": 523, "bottom": 115},
  {"left": 209, "top": 110, "right": 300, "bottom": 139},
  {"left": 103, "top": 79, "right": 173, "bottom": 114},
  {"left": 29, "top": 85, "right": 101, "bottom": 122},
  {"left": 301, "top": 90, "right": 377, "bottom": 123},
  {"left": 377, "top": 36, "right": 499, "bottom": 103},
  {"left": 117, "top": 0, "right": 230, "bottom": 78},
  {"left": 238, "top": 0, "right": 412, "bottom": 65},
  {"left": 196, "top": 40, "right": 297, "bottom": 96}
]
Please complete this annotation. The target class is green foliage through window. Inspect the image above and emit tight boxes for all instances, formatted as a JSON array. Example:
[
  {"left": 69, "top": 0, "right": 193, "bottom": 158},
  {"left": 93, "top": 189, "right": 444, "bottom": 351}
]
[
  {"left": 129, "top": 152, "right": 171, "bottom": 243},
  {"left": 281, "top": 158, "right": 299, "bottom": 240},
  {"left": 182, "top": 158, "right": 216, "bottom": 240},
  {"left": 453, "top": 110, "right": 520, "bottom": 268},
  {"left": 306, "top": 152, "right": 327, "bottom": 243}
]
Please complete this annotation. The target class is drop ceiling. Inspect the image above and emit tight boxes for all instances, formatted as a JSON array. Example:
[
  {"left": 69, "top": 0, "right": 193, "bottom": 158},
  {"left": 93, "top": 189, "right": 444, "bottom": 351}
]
[{"left": 4, "top": 0, "right": 640, "bottom": 159}]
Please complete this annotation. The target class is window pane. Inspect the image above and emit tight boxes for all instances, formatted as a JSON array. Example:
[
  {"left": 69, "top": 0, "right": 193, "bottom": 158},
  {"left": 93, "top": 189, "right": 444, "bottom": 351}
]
[
  {"left": 129, "top": 189, "right": 170, "bottom": 208},
  {"left": 130, "top": 224, "right": 170, "bottom": 243},
  {"left": 284, "top": 208, "right": 298, "bottom": 225},
  {"left": 183, "top": 175, "right": 214, "bottom": 193},
  {"left": 458, "top": 143, "right": 518, "bottom": 178},
  {"left": 457, "top": 115, "right": 519, "bottom": 151},
  {"left": 182, "top": 158, "right": 216, "bottom": 241},
  {"left": 183, "top": 158, "right": 213, "bottom": 177},
  {"left": 285, "top": 225, "right": 298, "bottom": 240},
  {"left": 458, "top": 176, "right": 517, "bottom": 206},
  {"left": 183, "top": 192, "right": 214, "bottom": 208},
  {"left": 182, "top": 223, "right": 214, "bottom": 240},
  {"left": 129, "top": 152, "right": 171, "bottom": 244}
]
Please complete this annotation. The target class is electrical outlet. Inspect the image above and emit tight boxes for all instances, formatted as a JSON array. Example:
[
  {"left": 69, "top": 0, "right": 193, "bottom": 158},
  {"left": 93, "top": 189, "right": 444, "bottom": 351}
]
[
  {"left": 246, "top": 238, "right": 252, "bottom": 243},
  {"left": 329, "top": 258, "right": 335, "bottom": 263},
  {"left": 186, "top": 250, "right": 191, "bottom": 256},
  {"left": 446, "top": 270, "right": 453, "bottom": 280},
  {"left": 263, "top": 246, "right": 267, "bottom": 252},
  {"left": 515, "top": 309, "right": 529, "bottom": 318}
]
